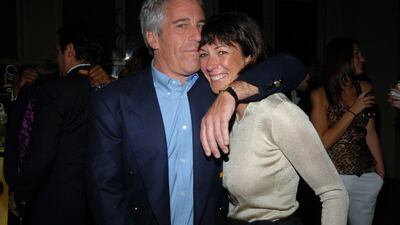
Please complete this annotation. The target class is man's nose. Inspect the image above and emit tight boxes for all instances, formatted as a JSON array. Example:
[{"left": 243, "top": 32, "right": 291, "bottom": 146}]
[{"left": 189, "top": 25, "right": 201, "bottom": 42}]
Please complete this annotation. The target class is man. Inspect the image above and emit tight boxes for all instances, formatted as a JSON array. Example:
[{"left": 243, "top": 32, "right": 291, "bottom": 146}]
[
  {"left": 5, "top": 66, "right": 110, "bottom": 225},
  {"left": 11, "top": 26, "right": 110, "bottom": 225},
  {"left": 86, "top": 0, "right": 305, "bottom": 225}
]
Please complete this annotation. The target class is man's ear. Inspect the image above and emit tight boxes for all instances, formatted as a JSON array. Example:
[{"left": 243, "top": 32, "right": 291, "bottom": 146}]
[
  {"left": 65, "top": 43, "right": 76, "bottom": 59},
  {"left": 146, "top": 31, "right": 158, "bottom": 50}
]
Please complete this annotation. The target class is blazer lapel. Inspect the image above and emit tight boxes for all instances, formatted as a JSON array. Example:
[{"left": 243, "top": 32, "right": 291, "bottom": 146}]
[
  {"left": 120, "top": 70, "right": 171, "bottom": 225},
  {"left": 189, "top": 76, "right": 218, "bottom": 225}
]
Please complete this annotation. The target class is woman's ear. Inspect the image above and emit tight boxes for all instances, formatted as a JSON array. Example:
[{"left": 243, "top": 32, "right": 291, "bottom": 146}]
[{"left": 244, "top": 55, "right": 253, "bottom": 65}]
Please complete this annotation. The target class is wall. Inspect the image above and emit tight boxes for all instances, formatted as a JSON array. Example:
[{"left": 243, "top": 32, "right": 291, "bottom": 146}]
[{"left": 17, "top": 0, "right": 62, "bottom": 64}]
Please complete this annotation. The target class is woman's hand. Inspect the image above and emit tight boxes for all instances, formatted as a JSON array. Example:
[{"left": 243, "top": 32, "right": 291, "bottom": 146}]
[
  {"left": 79, "top": 65, "right": 112, "bottom": 88},
  {"left": 13, "top": 68, "right": 38, "bottom": 97},
  {"left": 375, "top": 162, "right": 385, "bottom": 178},
  {"left": 349, "top": 90, "right": 376, "bottom": 115}
]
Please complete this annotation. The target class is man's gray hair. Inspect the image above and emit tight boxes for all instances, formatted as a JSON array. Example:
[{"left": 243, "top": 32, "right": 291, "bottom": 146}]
[{"left": 139, "top": 0, "right": 203, "bottom": 54}]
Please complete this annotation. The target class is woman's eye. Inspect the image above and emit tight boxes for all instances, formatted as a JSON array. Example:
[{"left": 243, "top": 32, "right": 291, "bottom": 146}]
[{"left": 199, "top": 52, "right": 208, "bottom": 58}]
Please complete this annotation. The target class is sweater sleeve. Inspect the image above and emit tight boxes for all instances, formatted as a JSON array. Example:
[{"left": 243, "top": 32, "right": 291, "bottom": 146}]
[{"left": 271, "top": 101, "right": 349, "bottom": 225}]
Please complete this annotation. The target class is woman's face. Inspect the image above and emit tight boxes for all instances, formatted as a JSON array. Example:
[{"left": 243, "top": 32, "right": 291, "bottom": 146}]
[
  {"left": 353, "top": 43, "right": 365, "bottom": 76},
  {"left": 199, "top": 40, "right": 251, "bottom": 94}
]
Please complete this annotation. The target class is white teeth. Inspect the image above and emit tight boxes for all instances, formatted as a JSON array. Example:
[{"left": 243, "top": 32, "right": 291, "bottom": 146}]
[{"left": 210, "top": 74, "right": 226, "bottom": 81}]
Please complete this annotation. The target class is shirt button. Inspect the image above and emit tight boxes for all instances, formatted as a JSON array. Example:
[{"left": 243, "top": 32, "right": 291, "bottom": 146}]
[
  {"left": 182, "top": 125, "right": 187, "bottom": 130},
  {"left": 180, "top": 192, "right": 186, "bottom": 197},
  {"left": 128, "top": 170, "right": 136, "bottom": 176}
]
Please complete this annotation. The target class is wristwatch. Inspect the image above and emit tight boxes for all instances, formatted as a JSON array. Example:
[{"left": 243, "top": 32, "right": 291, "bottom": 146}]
[{"left": 220, "top": 86, "right": 239, "bottom": 104}]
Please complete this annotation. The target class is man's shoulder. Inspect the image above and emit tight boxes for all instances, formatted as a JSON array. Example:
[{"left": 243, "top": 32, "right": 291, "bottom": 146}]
[
  {"left": 94, "top": 68, "right": 152, "bottom": 100},
  {"left": 113, "top": 69, "right": 151, "bottom": 90}
]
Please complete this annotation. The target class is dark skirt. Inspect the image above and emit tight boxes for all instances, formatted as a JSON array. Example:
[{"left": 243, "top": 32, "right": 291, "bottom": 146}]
[{"left": 227, "top": 215, "right": 303, "bottom": 225}]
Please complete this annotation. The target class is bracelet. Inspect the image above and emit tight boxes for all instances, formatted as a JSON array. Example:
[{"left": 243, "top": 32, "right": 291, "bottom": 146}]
[
  {"left": 345, "top": 108, "right": 356, "bottom": 116},
  {"left": 220, "top": 86, "right": 239, "bottom": 104}
]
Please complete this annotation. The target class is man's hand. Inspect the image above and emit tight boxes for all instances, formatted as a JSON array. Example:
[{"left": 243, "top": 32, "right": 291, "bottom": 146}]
[
  {"left": 79, "top": 65, "right": 112, "bottom": 87},
  {"left": 200, "top": 91, "right": 236, "bottom": 158}
]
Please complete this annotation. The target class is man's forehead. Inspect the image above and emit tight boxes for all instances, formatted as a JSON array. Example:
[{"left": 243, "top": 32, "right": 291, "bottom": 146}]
[{"left": 165, "top": 0, "right": 205, "bottom": 20}]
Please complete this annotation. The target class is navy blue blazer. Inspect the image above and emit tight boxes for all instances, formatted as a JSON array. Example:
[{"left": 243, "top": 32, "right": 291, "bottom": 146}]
[
  {"left": 86, "top": 54, "right": 305, "bottom": 225},
  {"left": 15, "top": 66, "right": 92, "bottom": 225}
]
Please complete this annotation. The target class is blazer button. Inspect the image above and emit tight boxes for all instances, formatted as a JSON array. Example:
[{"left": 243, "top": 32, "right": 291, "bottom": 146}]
[
  {"left": 273, "top": 79, "right": 282, "bottom": 88},
  {"left": 128, "top": 170, "right": 136, "bottom": 176}
]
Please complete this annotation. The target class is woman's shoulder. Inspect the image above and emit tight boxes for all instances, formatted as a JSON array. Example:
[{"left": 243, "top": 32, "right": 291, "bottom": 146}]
[
  {"left": 310, "top": 87, "right": 327, "bottom": 101},
  {"left": 310, "top": 86, "right": 325, "bottom": 96},
  {"left": 250, "top": 93, "right": 289, "bottom": 114},
  {"left": 260, "top": 93, "right": 291, "bottom": 106},
  {"left": 359, "top": 80, "right": 374, "bottom": 92},
  {"left": 258, "top": 93, "right": 302, "bottom": 113}
]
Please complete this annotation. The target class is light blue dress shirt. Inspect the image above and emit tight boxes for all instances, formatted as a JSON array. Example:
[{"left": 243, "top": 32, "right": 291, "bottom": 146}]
[{"left": 152, "top": 63, "right": 198, "bottom": 225}]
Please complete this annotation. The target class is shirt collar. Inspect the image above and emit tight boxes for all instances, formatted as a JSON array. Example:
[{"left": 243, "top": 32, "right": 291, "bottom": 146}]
[
  {"left": 151, "top": 60, "right": 198, "bottom": 94},
  {"left": 66, "top": 63, "right": 91, "bottom": 75}
]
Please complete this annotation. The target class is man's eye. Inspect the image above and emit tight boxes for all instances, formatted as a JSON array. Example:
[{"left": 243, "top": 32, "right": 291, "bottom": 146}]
[
  {"left": 177, "top": 24, "right": 187, "bottom": 28},
  {"left": 218, "top": 51, "right": 228, "bottom": 55}
]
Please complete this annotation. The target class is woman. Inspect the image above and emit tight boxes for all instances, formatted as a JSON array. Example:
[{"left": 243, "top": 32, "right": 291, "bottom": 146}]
[
  {"left": 199, "top": 11, "right": 348, "bottom": 225},
  {"left": 310, "top": 38, "right": 384, "bottom": 225}
]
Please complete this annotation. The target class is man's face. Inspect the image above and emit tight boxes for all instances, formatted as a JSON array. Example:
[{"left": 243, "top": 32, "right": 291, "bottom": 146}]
[
  {"left": 148, "top": 0, "right": 205, "bottom": 83},
  {"left": 55, "top": 38, "right": 77, "bottom": 76},
  {"left": 55, "top": 43, "right": 67, "bottom": 76}
]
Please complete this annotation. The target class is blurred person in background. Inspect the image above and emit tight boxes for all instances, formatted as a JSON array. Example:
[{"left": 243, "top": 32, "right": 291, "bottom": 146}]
[
  {"left": 310, "top": 38, "right": 384, "bottom": 225},
  {"left": 8, "top": 25, "right": 110, "bottom": 225}
]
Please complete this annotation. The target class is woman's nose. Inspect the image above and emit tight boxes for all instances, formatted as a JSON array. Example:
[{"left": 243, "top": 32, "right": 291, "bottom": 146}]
[{"left": 206, "top": 58, "right": 217, "bottom": 72}]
